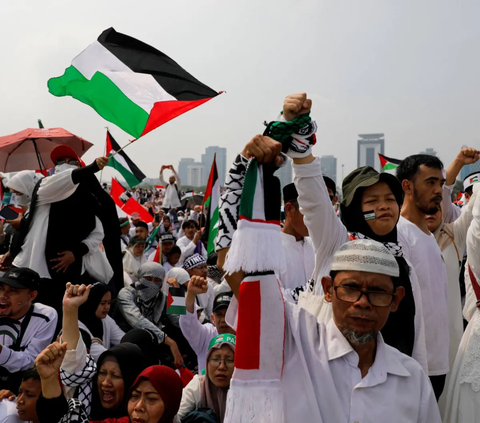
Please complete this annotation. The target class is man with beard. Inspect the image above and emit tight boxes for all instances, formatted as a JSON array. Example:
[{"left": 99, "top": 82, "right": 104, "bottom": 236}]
[
  {"left": 396, "top": 155, "right": 449, "bottom": 399},
  {"left": 159, "top": 165, "right": 181, "bottom": 210}
]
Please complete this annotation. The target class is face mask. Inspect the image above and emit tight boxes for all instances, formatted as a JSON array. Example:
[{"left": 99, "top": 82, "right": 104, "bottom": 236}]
[
  {"left": 16, "top": 194, "right": 30, "bottom": 207},
  {"left": 55, "top": 163, "right": 78, "bottom": 174}
]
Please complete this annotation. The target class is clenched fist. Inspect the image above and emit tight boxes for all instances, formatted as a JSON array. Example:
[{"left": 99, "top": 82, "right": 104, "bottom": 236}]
[
  {"left": 188, "top": 276, "right": 208, "bottom": 295},
  {"left": 283, "top": 93, "right": 312, "bottom": 121}
]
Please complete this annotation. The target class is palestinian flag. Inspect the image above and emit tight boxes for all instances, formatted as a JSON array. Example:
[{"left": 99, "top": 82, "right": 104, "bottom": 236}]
[
  {"left": 110, "top": 178, "right": 153, "bottom": 223},
  {"left": 48, "top": 28, "right": 221, "bottom": 139},
  {"left": 378, "top": 153, "right": 402, "bottom": 171},
  {"left": 202, "top": 154, "right": 221, "bottom": 254},
  {"left": 106, "top": 131, "right": 145, "bottom": 188},
  {"left": 166, "top": 287, "right": 186, "bottom": 315}
]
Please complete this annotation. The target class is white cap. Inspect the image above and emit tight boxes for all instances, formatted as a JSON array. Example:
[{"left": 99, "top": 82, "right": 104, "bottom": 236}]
[
  {"left": 331, "top": 239, "right": 399, "bottom": 277},
  {"left": 463, "top": 172, "right": 480, "bottom": 191}
]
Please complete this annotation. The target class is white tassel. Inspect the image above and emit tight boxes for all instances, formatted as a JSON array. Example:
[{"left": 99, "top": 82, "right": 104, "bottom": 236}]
[
  {"left": 224, "top": 379, "right": 284, "bottom": 423},
  {"left": 223, "top": 220, "right": 285, "bottom": 275}
]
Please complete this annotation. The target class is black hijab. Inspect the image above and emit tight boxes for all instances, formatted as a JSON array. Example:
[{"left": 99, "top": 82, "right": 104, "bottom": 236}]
[
  {"left": 78, "top": 283, "right": 111, "bottom": 340},
  {"left": 340, "top": 166, "right": 415, "bottom": 357},
  {"left": 90, "top": 342, "right": 147, "bottom": 420},
  {"left": 121, "top": 329, "right": 160, "bottom": 367}
]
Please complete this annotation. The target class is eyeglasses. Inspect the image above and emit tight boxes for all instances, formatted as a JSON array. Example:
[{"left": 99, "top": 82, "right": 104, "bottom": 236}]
[
  {"left": 208, "top": 357, "right": 235, "bottom": 369},
  {"left": 333, "top": 285, "right": 396, "bottom": 307},
  {"left": 56, "top": 158, "right": 79, "bottom": 166}
]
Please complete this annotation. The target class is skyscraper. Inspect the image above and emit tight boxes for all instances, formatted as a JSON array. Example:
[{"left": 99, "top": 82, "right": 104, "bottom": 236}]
[
  {"left": 320, "top": 155, "right": 337, "bottom": 185},
  {"left": 275, "top": 157, "right": 293, "bottom": 193},
  {"left": 201, "top": 146, "right": 227, "bottom": 186},
  {"left": 178, "top": 158, "right": 194, "bottom": 186},
  {"left": 420, "top": 148, "right": 437, "bottom": 156},
  {"left": 357, "top": 134, "right": 385, "bottom": 173},
  {"left": 187, "top": 162, "right": 206, "bottom": 187}
]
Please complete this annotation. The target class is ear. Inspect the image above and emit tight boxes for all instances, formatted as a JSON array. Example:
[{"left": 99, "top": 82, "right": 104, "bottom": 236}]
[
  {"left": 321, "top": 277, "right": 334, "bottom": 303},
  {"left": 390, "top": 286, "right": 405, "bottom": 312},
  {"left": 29, "top": 290, "right": 38, "bottom": 302},
  {"left": 401, "top": 179, "right": 412, "bottom": 196},
  {"left": 211, "top": 313, "right": 216, "bottom": 325},
  {"left": 284, "top": 203, "right": 294, "bottom": 216}
]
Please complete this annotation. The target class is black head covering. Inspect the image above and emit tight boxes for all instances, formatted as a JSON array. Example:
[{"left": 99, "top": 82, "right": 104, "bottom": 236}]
[
  {"left": 121, "top": 329, "right": 160, "bottom": 367},
  {"left": 90, "top": 342, "right": 146, "bottom": 420},
  {"left": 282, "top": 183, "right": 298, "bottom": 203},
  {"left": 340, "top": 166, "right": 403, "bottom": 243},
  {"left": 78, "top": 283, "right": 111, "bottom": 339}
]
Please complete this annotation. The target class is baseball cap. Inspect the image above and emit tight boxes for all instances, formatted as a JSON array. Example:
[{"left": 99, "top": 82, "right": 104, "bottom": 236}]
[
  {"left": 0, "top": 268, "right": 41, "bottom": 290},
  {"left": 212, "top": 291, "right": 233, "bottom": 313},
  {"left": 161, "top": 233, "right": 176, "bottom": 244},
  {"left": 50, "top": 144, "right": 85, "bottom": 167}
]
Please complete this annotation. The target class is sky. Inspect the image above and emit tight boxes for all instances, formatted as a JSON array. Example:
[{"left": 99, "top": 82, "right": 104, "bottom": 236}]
[{"left": 1, "top": 0, "right": 479, "bottom": 184}]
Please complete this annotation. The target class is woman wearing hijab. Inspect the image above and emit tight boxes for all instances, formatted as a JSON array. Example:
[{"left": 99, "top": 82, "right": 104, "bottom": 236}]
[
  {"left": 176, "top": 334, "right": 236, "bottom": 423},
  {"left": 6, "top": 170, "right": 43, "bottom": 208},
  {"left": 123, "top": 236, "right": 147, "bottom": 286},
  {"left": 78, "top": 282, "right": 125, "bottom": 361},
  {"left": 38, "top": 283, "right": 148, "bottom": 422},
  {"left": 36, "top": 343, "right": 183, "bottom": 423},
  {"left": 121, "top": 329, "right": 160, "bottom": 367},
  {"left": 159, "top": 216, "right": 174, "bottom": 236},
  {"left": 115, "top": 262, "right": 185, "bottom": 369}
]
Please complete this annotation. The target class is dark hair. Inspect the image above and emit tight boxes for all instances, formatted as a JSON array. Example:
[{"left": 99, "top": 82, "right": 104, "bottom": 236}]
[
  {"left": 396, "top": 154, "right": 444, "bottom": 182},
  {"left": 285, "top": 199, "right": 299, "bottom": 210},
  {"left": 207, "top": 252, "right": 218, "bottom": 266},
  {"left": 182, "top": 219, "right": 199, "bottom": 231},
  {"left": 466, "top": 186, "right": 474, "bottom": 196},
  {"left": 22, "top": 365, "right": 40, "bottom": 382},
  {"left": 167, "top": 246, "right": 181, "bottom": 256}
]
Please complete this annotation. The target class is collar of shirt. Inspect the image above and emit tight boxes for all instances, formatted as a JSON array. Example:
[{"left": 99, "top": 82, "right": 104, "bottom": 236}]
[{"left": 325, "top": 319, "right": 411, "bottom": 387}]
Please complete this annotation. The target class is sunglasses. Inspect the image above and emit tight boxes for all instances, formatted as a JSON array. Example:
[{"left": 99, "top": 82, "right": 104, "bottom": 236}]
[{"left": 55, "top": 158, "right": 79, "bottom": 166}]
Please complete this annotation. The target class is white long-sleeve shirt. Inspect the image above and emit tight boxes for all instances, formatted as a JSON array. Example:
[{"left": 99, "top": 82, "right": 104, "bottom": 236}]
[
  {"left": 159, "top": 171, "right": 181, "bottom": 209},
  {"left": 176, "top": 236, "right": 207, "bottom": 265},
  {"left": 179, "top": 309, "right": 218, "bottom": 374},
  {"left": 278, "top": 232, "right": 315, "bottom": 290},
  {"left": 293, "top": 157, "right": 428, "bottom": 372},
  {"left": 175, "top": 375, "right": 202, "bottom": 423}
]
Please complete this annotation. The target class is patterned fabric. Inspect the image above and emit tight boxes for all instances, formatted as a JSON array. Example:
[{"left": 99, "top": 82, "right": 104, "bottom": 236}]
[
  {"left": 349, "top": 232, "right": 404, "bottom": 258},
  {"left": 60, "top": 398, "right": 89, "bottom": 423},
  {"left": 135, "top": 262, "right": 166, "bottom": 325},
  {"left": 290, "top": 278, "right": 315, "bottom": 302},
  {"left": 182, "top": 253, "right": 207, "bottom": 270},
  {"left": 216, "top": 154, "right": 249, "bottom": 251},
  {"left": 60, "top": 353, "right": 96, "bottom": 416}
]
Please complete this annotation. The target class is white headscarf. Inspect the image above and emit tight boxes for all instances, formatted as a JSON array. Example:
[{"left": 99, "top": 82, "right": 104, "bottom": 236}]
[
  {"left": 123, "top": 242, "right": 147, "bottom": 277},
  {"left": 6, "top": 171, "right": 42, "bottom": 206}
]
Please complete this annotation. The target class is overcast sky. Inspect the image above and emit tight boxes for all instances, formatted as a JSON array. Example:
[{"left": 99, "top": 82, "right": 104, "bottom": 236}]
[{"left": 1, "top": 0, "right": 479, "bottom": 184}]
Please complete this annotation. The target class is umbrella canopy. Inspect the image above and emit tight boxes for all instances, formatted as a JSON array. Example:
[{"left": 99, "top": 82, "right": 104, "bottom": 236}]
[
  {"left": 181, "top": 193, "right": 204, "bottom": 209},
  {"left": 0, "top": 127, "right": 93, "bottom": 172}
]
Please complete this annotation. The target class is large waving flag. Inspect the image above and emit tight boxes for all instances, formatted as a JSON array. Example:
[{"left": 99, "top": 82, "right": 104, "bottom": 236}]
[
  {"left": 202, "top": 154, "right": 221, "bottom": 254},
  {"left": 106, "top": 131, "right": 145, "bottom": 188},
  {"left": 48, "top": 28, "right": 221, "bottom": 139},
  {"left": 378, "top": 153, "right": 402, "bottom": 171}
]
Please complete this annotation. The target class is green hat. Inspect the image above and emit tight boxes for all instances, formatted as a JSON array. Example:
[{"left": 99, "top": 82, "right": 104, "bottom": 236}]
[
  {"left": 208, "top": 333, "right": 236, "bottom": 351},
  {"left": 341, "top": 166, "right": 403, "bottom": 208},
  {"left": 128, "top": 235, "right": 146, "bottom": 247}
]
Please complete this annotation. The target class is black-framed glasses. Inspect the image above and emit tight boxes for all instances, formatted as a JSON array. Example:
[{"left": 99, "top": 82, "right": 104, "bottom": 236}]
[
  {"left": 208, "top": 357, "right": 235, "bottom": 369},
  {"left": 333, "top": 285, "right": 396, "bottom": 307},
  {"left": 56, "top": 158, "right": 79, "bottom": 166}
]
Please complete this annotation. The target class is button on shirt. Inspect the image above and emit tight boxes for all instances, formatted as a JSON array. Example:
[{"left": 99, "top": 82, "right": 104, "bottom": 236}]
[
  {"left": 278, "top": 232, "right": 315, "bottom": 290},
  {"left": 281, "top": 304, "right": 441, "bottom": 422}
]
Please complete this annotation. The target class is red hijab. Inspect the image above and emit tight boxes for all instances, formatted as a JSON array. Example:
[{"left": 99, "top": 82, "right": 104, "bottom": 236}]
[{"left": 130, "top": 365, "right": 183, "bottom": 423}]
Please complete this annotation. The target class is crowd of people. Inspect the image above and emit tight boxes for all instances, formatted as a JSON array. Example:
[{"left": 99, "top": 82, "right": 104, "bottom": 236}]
[{"left": 0, "top": 93, "right": 479, "bottom": 422}]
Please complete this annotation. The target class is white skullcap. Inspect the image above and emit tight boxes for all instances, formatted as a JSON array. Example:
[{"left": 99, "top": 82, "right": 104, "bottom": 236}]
[{"left": 331, "top": 239, "right": 399, "bottom": 277}]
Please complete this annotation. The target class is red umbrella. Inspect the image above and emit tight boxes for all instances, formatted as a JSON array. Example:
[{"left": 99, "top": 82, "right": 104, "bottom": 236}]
[{"left": 0, "top": 127, "right": 93, "bottom": 172}]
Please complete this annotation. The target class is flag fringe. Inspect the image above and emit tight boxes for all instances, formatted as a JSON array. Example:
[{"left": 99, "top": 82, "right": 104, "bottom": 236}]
[{"left": 223, "top": 219, "right": 284, "bottom": 275}]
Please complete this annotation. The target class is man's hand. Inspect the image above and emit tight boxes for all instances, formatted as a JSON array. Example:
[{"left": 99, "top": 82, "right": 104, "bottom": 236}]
[
  {"left": 0, "top": 390, "right": 15, "bottom": 401},
  {"left": 164, "top": 337, "right": 184, "bottom": 368},
  {"left": 241, "top": 135, "right": 283, "bottom": 165},
  {"left": 456, "top": 147, "right": 480, "bottom": 165},
  {"left": 6, "top": 213, "right": 23, "bottom": 230},
  {"left": 283, "top": 93, "right": 312, "bottom": 121},
  {"left": 51, "top": 251, "right": 75, "bottom": 273},
  {"left": 35, "top": 342, "right": 67, "bottom": 380},
  {"left": 63, "top": 283, "right": 91, "bottom": 310},
  {"left": 166, "top": 277, "right": 180, "bottom": 288},
  {"left": 0, "top": 252, "right": 13, "bottom": 271},
  {"left": 96, "top": 156, "right": 110, "bottom": 170},
  {"left": 187, "top": 276, "right": 208, "bottom": 295},
  {"left": 193, "top": 228, "right": 204, "bottom": 244}
]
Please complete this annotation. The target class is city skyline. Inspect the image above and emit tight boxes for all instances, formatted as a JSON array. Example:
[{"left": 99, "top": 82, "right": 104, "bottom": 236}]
[{"left": 178, "top": 146, "right": 227, "bottom": 187}]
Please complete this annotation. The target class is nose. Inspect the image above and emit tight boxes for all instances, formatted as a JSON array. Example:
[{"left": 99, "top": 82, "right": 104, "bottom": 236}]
[
  {"left": 17, "top": 393, "right": 24, "bottom": 404},
  {"left": 218, "top": 360, "right": 227, "bottom": 370},
  {"left": 353, "top": 292, "right": 372, "bottom": 309},
  {"left": 102, "top": 376, "right": 113, "bottom": 387},
  {"left": 134, "top": 396, "right": 145, "bottom": 412}
]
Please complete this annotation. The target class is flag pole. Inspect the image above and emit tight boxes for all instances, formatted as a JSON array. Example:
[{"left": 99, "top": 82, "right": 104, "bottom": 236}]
[{"left": 110, "top": 138, "right": 138, "bottom": 158}]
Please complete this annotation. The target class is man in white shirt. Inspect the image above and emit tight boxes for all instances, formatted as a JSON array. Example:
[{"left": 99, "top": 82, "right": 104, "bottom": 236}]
[
  {"left": 279, "top": 183, "right": 315, "bottom": 289},
  {"left": 0, "top": 268, "right": 57, "bottom": 393},
  {"left": 159, "top": 165, "right": 181, "bottom": 210},
  {"left": 396, "top": 154, "right": 449, "bottom": 399}
]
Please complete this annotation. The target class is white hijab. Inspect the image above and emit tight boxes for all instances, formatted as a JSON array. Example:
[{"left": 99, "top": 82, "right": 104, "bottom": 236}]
[
  {"left": 123, "top": 244, "right": 147, "bottom": 277},
  {"left": 6, "top": 171, "right": 42, "bottom": 206}
]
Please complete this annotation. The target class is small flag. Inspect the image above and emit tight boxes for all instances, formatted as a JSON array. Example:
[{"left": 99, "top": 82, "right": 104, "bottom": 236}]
[
  {"left": 48, "top": 27, "right": 221, "bottom": 139},
  {"left": 106, "top": 131, "right": 146, "bottom": 188},
  {"left": 378, "top": 153, "right": 402, "bottom": 171},
  {"left": 153, "top": 243, "right": 161, "bottom": 263},
  {"left": 155, "top": 185, "right": 165, "bottom": 190},
  {"left": 166, "top": 287, "right": 186, "bottom": 315},
  {"left": 182, "top": 191, "right": 195, "bottom": 199},
  {"left": 110, "top": 178, "right": 154, "bottom": 223},
  {"left": 202, "top": 154, "right": 221, "bottom": 254},
  {"left": 38, "top": 119, "right": 44, "bottom": 129},
  {"left": 145, "top": 225, "right": 160, "bottom": 251}
]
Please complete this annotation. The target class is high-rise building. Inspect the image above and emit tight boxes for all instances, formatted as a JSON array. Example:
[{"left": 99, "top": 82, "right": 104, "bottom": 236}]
[
  {"left": 275, "top": 157, "right": 293, "bottom": 193},
  {"left": 178, "top": 158, "right": 194, "bottom": 186},
  {"left": 320, "top": 155, "right": 337, "bottom": 185},
  {"left": 357, "top": 134, "right": 385, "bottom": 173},
  {"left": 420, "top": 148, "right": 437, "bottom": 156},
  {"left": 187, "top": 163, "right": 206, "bottom": 187},
  {"left": 201, "top": 146, "right": 227, "bottom": 186}
]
